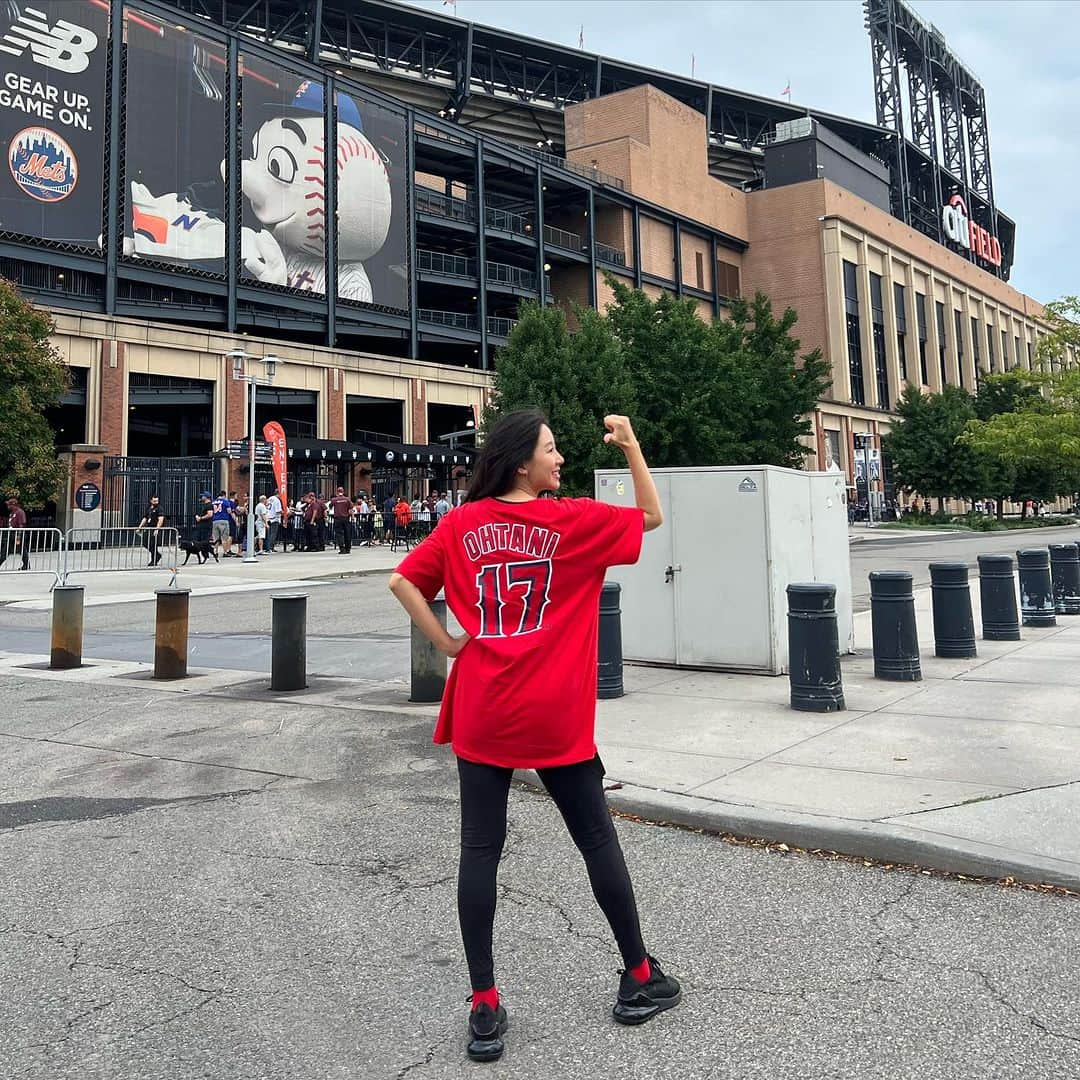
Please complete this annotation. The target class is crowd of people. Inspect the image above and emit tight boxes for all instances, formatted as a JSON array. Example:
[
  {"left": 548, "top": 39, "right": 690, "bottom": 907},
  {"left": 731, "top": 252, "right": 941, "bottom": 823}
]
[{"left": 177, "top": 487, "right": 462, "bottom": 560}]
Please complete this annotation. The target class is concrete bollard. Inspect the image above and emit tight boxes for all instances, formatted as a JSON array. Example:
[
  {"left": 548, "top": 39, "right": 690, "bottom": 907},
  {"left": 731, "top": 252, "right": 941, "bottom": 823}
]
[
  {"left": 929, "top": 563, "right": 977, "bottom": 658},
  {"left": 50, "top": 585, "right": 84, "bottom": 670},
  {"left": 597, "top": 581, "right": 624, "bottom": 700},
  {"left": 153, "top": 588, "right": 190, "bottom": 680},
  {"left": 977, "top": 554, "right": 1021, "bottom": 641},
  {"left": 271, "top": 593, "right": 308, "bottom": 691},
  {"left": 1017, "top": 549, "right": 1057, "bottom": 627},
  {"left": 411, "top": 598, "right": 447, "bottom": 703},
  {"left": 869, "top": 571, "right": 921, "bottom": 681},
  {"left": 1049, "top": 543, "right": 1080, "bottom": 616},
  {"left": 786, "top": 583, "right": 845, "bottom": 712}
]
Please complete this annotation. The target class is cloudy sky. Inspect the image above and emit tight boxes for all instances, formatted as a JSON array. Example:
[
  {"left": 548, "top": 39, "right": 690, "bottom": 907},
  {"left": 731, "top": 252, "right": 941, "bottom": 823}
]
[{"left": 404, "top": 0, "right": 1078, "bottom": 303}]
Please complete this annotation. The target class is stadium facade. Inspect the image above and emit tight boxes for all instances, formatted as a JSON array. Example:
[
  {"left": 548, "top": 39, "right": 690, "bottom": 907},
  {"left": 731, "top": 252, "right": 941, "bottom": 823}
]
[{"left": 3, "top": 0, "right": 1072, "bottom": 524}]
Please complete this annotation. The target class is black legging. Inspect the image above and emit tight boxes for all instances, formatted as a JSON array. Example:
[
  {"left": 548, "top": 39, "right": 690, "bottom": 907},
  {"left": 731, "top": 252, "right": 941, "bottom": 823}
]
[{"left": 457, "top": 754, "right": 646, "bottom": 991}]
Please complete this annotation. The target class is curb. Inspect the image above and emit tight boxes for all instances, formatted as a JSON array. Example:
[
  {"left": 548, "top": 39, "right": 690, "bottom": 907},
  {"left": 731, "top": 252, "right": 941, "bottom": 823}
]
[{"left": 517, "top": 772, "right": 1080, "bottom": 892}]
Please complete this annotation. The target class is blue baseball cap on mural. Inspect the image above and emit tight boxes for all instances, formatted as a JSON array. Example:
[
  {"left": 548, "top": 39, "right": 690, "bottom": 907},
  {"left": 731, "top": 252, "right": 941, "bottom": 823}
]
[{"left": 284, "top": 80, "right": 364, "bottom": 131}]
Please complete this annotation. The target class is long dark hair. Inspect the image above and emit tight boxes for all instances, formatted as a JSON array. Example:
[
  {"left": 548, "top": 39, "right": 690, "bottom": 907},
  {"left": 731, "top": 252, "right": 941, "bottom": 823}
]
[{"left": 464, "top": 409, "right": 548, "bottom": 503}]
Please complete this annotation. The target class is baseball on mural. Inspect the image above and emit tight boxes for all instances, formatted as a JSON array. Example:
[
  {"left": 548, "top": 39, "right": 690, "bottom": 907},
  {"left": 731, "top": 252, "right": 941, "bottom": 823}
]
[{"left": 233, "top": 79, "right": 392, "bottom": 301}]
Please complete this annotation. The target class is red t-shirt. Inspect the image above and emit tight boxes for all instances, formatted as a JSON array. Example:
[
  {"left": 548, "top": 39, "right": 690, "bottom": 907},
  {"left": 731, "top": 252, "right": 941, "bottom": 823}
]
[{"left": 395, "top": 496, "right": 644, "bottom": 769}]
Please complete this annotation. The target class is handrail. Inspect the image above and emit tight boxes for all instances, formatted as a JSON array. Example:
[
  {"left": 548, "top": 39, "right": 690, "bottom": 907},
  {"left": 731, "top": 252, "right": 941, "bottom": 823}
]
[
  {"left": 543, "top": 223, "right": 583, "bottom": 251},
  {"left": 419, "top": 308, "right": 479, "bottom": 330},
  {"left": 417, "top": 249, "right": 478, "bottom": 277}
]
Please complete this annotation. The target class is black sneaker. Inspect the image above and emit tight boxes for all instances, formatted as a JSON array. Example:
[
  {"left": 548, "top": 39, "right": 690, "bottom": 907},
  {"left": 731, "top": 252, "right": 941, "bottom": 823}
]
[
  {"left": 613, "top": 955, "right": 682, "bottom": 1025},
  {"left": 466, "top": 1001, "right": 508, "bottom": 1062}
]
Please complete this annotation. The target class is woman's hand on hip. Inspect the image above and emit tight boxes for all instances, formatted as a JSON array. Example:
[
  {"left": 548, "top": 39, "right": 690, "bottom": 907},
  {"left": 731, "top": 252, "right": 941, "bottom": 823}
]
[{"left": 440, "top": 632, "right": 471, "bottom": 658}]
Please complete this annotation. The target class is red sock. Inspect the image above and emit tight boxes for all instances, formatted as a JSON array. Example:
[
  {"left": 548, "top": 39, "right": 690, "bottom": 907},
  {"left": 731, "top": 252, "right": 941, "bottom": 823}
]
[
  {"left": 472, "top": 986, "right": 499, "bottom": 1010},
  {"left": 630, "top": 957, "right": 651, "bottom": 983}
]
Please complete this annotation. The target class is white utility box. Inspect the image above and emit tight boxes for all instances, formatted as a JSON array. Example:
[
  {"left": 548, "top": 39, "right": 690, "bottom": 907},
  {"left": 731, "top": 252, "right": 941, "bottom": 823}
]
[{"left": 594, "top": 465, "right": 853, "bottom": 674}]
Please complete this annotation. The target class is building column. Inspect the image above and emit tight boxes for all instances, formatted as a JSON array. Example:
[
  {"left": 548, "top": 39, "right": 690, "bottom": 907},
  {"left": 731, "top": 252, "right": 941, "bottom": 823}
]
[
  {"left": 958, "top": 291, "right": 977, "bottom": 389},
  {"left": 821, "top": 224, "right": 852, "bottom": 404},
  {"left": 855, "top": 241, "right": 878, "bottom": 409},
  {"left": 881, "top": 256, "right": 902, "bottom": 412},
  {"left": 326, "top": 367, "right": 345, "bottom": 441},
  {"left": 924, "top": 278, "right": 944, "bottom": 394},
  {"left": 98, "top": 339, "right": 126, "bottom": 458},
  {"left": 410, "top": 378, "right": 427, "bottom": 445}
]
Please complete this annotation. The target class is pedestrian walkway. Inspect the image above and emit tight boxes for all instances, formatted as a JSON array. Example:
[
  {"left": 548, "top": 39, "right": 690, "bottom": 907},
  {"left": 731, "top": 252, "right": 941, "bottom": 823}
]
[
  {"left": 574, "top": 581, "right": 1080, "bottom": 889},
  {"left": 0, "top": 544, "right": 401, "bottom": 609},
  {"left": 6, "top": 566, "right": 1080, "bottom": 889}
]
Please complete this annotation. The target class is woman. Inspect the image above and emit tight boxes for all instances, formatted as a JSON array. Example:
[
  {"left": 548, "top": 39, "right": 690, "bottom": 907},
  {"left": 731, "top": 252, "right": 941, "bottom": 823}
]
[{"left": 389, "top": 409, "right": 680, "bottom": 1064}]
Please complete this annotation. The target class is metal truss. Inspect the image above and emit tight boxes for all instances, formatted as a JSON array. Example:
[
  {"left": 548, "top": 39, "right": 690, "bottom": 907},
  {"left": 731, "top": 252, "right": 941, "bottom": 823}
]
[{"left": 863, "top": 0, "right": 1009, "bottom": 278}]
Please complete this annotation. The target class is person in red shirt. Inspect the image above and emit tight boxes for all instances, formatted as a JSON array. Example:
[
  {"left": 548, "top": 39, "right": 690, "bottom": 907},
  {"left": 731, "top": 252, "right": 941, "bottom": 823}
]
[{"left": 390, "top": 409, "right": 681, "bottom": 1063}]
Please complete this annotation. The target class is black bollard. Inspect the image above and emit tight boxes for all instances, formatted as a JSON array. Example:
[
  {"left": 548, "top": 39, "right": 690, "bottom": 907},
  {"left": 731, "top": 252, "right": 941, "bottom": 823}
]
[
  {"left": 271, "top": 593, "right": 308, "bottom": 691},
  {"left": 1067, "top": 543, "right": 1080, "bottom": 616},
  {"left": 929, "top": 563, "right": 977, "bottom": 658},
  {"left": 869, "top": 571, "right": 921, "bottom": 681},
  {"left": 786, "top": 583, "right": 844, "bottom": 712},
  {"left": 977, "top": 554, "right": 1021, "bottom": 641},
  {"left": 597, "top": 581, "right": 624, "bottom": 700},
  {"left": 411, "top": 598, "right": 447, "bottom": 703},
  {"left": 1049, "top": 543, "right": 1080, "bottom": 616},
  {"left": 1017, "top": 549, "right": 1057, "bottom": 627}
]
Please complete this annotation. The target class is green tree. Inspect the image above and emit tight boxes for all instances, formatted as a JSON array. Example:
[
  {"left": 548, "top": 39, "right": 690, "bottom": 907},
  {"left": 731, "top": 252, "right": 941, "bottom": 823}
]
[
  {"left": 486, "top": 300, "right": 633, "bottom": 494},
  {"left": 883, "top": 384, "right": 983, "bottom": 512},
  {"left": 1034, "top": 295, "right": 1080, "bottom": 372},
  {"left": 0, "top": 278, "right": 69, "bottom": 508},
  {"left": 602, "top": 279, "right": 731, "bottom": 467},
  {"left": 718, "top": 291, "right": 832, "bottom": 468},
  {"left": 603, "top": 278, "right": 830, "bottom": 468}
]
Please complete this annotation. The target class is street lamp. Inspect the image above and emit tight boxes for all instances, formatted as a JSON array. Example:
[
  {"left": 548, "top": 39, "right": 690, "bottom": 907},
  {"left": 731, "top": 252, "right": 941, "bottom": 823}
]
[{"left": 226, "top": 346, "right": 279, "bottom": 563}]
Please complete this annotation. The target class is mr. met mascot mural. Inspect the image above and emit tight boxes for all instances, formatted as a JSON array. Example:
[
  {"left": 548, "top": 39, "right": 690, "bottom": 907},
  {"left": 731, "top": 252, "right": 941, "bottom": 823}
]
[{"left": 127, "top": 82, "right": 392, "bottom": 303}]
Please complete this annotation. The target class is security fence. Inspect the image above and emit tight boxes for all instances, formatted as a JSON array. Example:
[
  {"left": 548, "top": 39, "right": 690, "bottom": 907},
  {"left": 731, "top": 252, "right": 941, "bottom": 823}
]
[
  {"left": 0, "top": 527, "right": 181, "bottom": 589},
  {"left": 0, "top": 528, "right": 65, "bottom": 586}
]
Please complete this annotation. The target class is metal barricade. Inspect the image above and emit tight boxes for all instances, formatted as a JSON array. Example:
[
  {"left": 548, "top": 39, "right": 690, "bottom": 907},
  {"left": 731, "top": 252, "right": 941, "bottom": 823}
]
[
  {"left": 61, "top": 527, "right": 181, "bottom": 586},
  {"left": 0, "top": 527, "right": 65, "bottom": 587}
]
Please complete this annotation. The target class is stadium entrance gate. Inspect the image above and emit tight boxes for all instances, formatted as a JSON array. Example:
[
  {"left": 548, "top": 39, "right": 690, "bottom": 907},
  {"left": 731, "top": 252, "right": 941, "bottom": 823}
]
[{"left": 103, "top": 456, "right": 217, "bottom": 537}]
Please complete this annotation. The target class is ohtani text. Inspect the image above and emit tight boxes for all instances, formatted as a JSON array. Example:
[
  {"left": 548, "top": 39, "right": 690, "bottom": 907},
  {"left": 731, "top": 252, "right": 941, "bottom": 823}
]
[{"left": 461, "top": 523, "right": 562, "bottom": 562}]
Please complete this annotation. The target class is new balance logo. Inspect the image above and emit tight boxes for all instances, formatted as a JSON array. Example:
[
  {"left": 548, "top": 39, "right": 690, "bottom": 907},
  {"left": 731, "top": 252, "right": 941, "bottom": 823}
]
[
  {"left": 0, "top": 7, "right": 99, "bottom": 75},
  {"left": 172, "top": 214, "right": 203, "bottom": 231}
]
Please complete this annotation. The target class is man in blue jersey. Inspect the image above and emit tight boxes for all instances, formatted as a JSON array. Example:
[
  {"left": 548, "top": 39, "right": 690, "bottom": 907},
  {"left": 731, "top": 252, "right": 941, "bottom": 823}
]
[{"left": 211, "top": 490, "right": 237, "bottom": 557}]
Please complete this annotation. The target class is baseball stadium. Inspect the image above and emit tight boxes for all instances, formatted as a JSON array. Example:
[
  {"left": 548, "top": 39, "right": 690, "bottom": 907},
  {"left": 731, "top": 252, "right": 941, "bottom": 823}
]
[{"left": 1, "top": 0, "right": 1073, "bottom": 526}]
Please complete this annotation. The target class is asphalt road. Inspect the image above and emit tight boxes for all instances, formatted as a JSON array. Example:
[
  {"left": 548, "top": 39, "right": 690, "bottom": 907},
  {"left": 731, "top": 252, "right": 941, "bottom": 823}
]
[
  {"left": 850, "top": 524, "right": 1080, "bottom": 610},
  {"left": 2, "top": 675, "right": 1079, "bottom": 1080}
]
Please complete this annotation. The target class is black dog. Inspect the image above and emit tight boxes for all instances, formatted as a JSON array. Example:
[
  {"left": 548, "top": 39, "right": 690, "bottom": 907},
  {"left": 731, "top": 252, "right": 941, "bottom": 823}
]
[{"left": 179, "top": 539, "right": 218, "bottom": 565}]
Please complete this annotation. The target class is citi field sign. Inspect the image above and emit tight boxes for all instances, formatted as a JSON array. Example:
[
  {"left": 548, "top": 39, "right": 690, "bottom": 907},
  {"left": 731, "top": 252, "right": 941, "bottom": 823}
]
[{"left": 942, "top": 194, "right": 1002, "bottom": 268}]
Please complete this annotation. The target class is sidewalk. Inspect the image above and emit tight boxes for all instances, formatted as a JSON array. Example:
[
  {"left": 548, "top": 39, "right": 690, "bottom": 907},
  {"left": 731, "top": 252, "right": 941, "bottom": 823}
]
[
  {"left": 0, "top": 543, "right": 401, "bottom": 609},
  {"left": 5, "top": 563, "right": 1080, "bottom": 890},
  {"left": 575, "top": 581, "right": 1080, "bottom": 890}
]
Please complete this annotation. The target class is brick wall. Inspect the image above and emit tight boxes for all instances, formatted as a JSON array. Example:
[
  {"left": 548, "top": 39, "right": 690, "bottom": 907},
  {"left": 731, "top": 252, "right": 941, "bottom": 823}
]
[
  {"left": 742, "top": 181, "right": 832, "bottom": 393},
  {"left": 98, "top": 340, "right": 125, "bottom": 456},
  {"left": 639, "top": 216, "right": 675, "bottom": 280},
  {"left": 594, "top": 206, "right": 633, "bottom": 266},
  {"left": 326, "top": 367, "right": 344, "bottom": 440},
  {"left": 551, "top": 265, "right": 593, "bottom": 328},
  {"left": 680, "top": 232, "right": 713, "bottom": 292},
  {"left": 415, "top": 170, "right": 447, "bottom": 193},
  {"left": 224, "top": 357, "right": 247, "bottom": 441},
  {"left": 564, "top": 84, "right": 749, "bottom": 241},
  {"left": 410, "top": 378, "right": 427, "bottom": 444}
]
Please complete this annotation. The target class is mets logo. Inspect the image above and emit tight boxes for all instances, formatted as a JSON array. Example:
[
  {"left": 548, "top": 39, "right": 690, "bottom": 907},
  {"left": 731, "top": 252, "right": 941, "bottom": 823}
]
[{"left": 8, "top": 127, "right": 77, "bottom": 203}]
